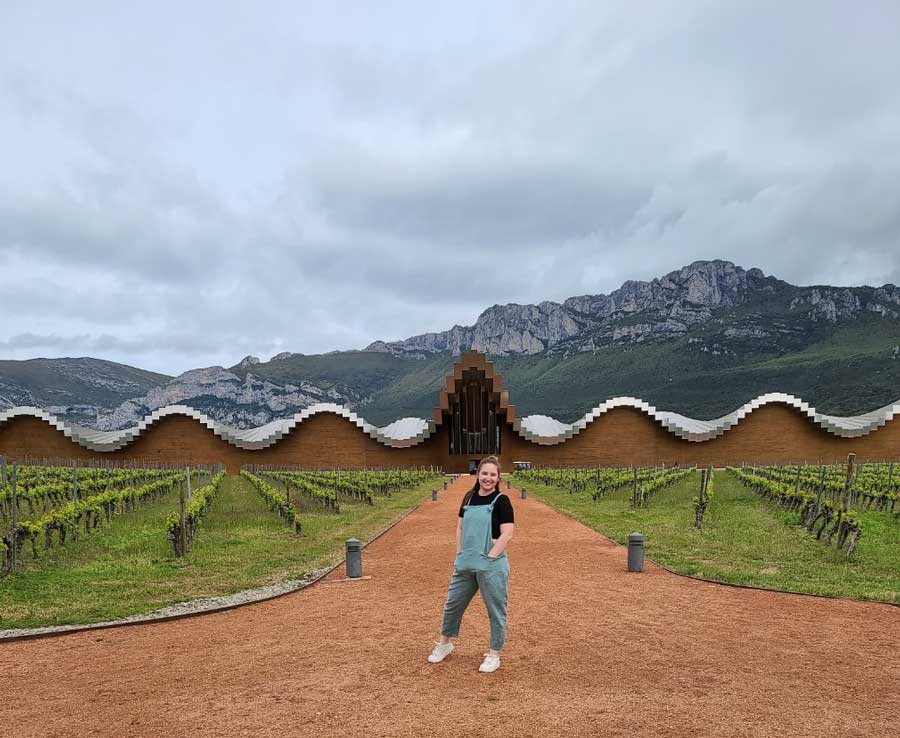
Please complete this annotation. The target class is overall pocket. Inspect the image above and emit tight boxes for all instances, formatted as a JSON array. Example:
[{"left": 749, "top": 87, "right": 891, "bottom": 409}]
[{"left": 478, "top": 552, "right": 505, "bottom": 567}]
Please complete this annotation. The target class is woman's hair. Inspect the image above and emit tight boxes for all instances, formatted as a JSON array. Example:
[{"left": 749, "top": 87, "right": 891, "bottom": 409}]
[{"left": 462, "top": 455, "right": 502, "bottom": 507}]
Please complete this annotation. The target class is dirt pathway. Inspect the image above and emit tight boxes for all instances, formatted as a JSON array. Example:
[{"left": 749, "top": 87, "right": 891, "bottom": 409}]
[{"left": 2, "top": 476, "right": 898, "bottom": 738}]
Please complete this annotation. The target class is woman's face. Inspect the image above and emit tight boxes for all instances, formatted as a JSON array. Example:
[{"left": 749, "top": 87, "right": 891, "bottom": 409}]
[{"left": 478, "top": 463, "right": 500, "bottom": 492}]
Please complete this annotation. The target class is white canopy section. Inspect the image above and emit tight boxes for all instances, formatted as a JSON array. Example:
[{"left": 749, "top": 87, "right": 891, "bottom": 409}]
[
  {"left": 0, "top": 404, "right": 436, "bottom": 452},
  {"left": 515, "top": 393, "right": 900, "bottom": 445}
]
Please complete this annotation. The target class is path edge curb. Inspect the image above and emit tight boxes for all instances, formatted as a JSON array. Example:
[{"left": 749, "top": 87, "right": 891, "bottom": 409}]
[{"left": 0, "top": 485, "right": 439, "bottom": 644}]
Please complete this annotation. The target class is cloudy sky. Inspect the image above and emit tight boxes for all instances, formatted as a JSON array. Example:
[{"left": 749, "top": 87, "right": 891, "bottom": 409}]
[{"left": 2, "top": 1, "right": 899, "bottom": 375}]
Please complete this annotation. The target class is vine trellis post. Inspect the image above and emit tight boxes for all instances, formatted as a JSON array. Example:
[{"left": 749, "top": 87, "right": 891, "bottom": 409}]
[
  {"left": 842, "top": 453, "right": 855, "bottom": 513},
  {"left": 178, "top": 479, "right": 188, "bottom": 557},
  {"left": 10, "top": 464, "right": 19, "bottom": 571}
]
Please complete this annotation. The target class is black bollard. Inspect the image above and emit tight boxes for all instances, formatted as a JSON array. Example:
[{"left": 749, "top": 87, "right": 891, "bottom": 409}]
[
  {"left": 432, "top": 489, "right": 438, "bottom": 501},
  {"left": 627, "top": 532, "right": 644, "bottom": 572},
  {"left": 346, "top": 538, "right": 362, "bottom": 578},
  {"left": 521, "top": 487, "right": 527, "bottom": 500}
]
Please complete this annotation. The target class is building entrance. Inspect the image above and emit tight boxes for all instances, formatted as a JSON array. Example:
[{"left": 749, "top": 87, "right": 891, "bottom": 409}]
[{"left": 447, "top": 367, "right": 501, "bottom": 455}]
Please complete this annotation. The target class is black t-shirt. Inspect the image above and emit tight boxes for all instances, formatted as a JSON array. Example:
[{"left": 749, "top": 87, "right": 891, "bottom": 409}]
[{"left": 458, "top": 490, "right": 515, "bottom": 539}]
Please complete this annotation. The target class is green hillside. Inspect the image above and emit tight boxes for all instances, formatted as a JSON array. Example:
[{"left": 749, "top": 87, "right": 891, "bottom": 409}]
[
  {"left": 229, "top": 315, "right": 900, "bottom": 425},
  {"left": 0, "top": 358, "right": 171, "bottom": 408}
]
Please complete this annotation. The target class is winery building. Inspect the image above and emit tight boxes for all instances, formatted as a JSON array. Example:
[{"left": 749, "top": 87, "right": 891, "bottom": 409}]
[{"left": 2, "top": 351, "right": 899, "bottom": 472}]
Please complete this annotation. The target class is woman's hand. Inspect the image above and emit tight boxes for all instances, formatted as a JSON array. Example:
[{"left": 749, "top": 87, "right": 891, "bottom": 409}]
[{"left": 487, "top": 523, "right": 514, "bottom": 558}]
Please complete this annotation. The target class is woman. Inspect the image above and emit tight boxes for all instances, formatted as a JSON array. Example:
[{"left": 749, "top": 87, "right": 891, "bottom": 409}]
[{"left": 428, "top": 455, "right": 515, "bottom": 673}]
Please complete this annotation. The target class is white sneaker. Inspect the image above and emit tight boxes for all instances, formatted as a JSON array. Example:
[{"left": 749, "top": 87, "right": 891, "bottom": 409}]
[
  {"left": 428, "top": 641, "right": 454, "bottom": 663},
  {"left": 479, "top": 652, "right": 501, "bottom": 673}
]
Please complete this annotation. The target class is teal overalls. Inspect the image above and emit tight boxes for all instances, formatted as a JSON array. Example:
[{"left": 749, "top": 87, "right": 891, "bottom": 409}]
[{"left": 440, "top": 493, "right": 510, "bottom": 650}]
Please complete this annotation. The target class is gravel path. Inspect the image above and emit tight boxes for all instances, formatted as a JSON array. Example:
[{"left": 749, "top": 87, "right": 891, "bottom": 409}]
[{"left": 2, "top": 476, "right": 898, "bottom": 738}]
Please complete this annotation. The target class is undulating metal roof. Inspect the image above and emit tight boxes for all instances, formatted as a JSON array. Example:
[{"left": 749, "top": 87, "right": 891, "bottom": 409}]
[
  {"left": 514, "top": 393, "right": 900, "bottom": 445},
  {"left": 2, "top": 393, "right": 898, "bottom": 453},
  {"left": 0, "top": 404, "right": 435, "bottom": 452}
]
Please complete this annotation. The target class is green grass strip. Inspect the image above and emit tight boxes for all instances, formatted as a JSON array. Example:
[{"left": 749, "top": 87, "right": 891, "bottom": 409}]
[
  {"left": 521, "top": 470, "right": 900, "bottom": 604},
  {"left": 0, "top": 473, "right": 441, "bottom": 629}
]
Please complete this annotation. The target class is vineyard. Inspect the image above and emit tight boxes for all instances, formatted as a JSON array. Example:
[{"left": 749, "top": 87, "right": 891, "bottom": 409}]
[
  {"left": 514, "top": 461, "right": 900, "bottom": 603},
  {"left": 6, "top": 471, "right": 898, "bottom": 738},
  {"left": 514, "top": 465, "right": 692, "bottom": 505},
  {"left": 0, "top": 458, "right": 444, "bottom": 629},
  {"left": 0, "top": 460, "right": 214, "bottom": 574}
]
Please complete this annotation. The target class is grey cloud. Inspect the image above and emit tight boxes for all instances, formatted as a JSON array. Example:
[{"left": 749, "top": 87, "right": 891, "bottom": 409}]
[
  {"left": 0, "top": 278, "right": 149, "bottom": 325},
  {"left": 1, "top": 72, "right": 236, "bottom": 284},
  {"left": 0, "top": 332, "right": 222, "bottom": 356},
  {"left": 295, "top": 150, "right": 650, "bottom": 246},
  {"left": 2, "top": 1, "right": 900, "bottom": 373}
]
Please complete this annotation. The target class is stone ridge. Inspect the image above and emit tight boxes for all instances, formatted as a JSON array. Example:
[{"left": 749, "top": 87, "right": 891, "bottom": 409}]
[
  {"left": 93, "top": 367, "right": 363, "bottom": 431},
  {"left": 0, "top": 360, "right": 365, "bottom": 432},
  {"left": 365, "top": 260, "right": 900, "bottom": 356}
]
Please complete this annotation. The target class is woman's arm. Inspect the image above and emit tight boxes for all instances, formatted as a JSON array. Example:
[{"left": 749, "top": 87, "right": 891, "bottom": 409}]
[
  {"left": 488, "top": 522, "right": 514, "bottom": 558},
  {"left": 455, "top": 517, "right": 463, "bottom": 555}
]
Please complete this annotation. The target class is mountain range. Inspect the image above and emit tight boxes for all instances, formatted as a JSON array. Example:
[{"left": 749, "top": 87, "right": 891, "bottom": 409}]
[{"left": 3, "top": 260, "right": 900, "bottom": 429}]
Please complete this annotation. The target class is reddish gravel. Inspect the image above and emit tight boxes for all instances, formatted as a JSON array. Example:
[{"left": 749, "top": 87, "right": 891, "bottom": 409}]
[{"left": 2, "top": 476, "right": 898, "bottom": 738}]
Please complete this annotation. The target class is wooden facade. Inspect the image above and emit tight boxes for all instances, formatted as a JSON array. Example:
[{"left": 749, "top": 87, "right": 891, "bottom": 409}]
[{"left": 1, "top": 351, "right": 899, "bottom": 471}]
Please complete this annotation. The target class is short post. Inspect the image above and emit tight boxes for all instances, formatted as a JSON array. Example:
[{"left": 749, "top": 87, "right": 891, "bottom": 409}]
[
  {"left": 0, "top": 456, "right": 6, "bottom": 518},
  {"left": 507, "top": 480, "right": 512, "bottom": 489},
  {"left": 842, "top": 453, "right": 855, "bottom": 513},
  {"left": 345, "top": 538, "right": 362, "bottom": 578},
  {"left": 432, "top": 489, "right": 438, "bottom": 501},
  {"left": 443, "top": 481, "right": 448, "bottom": 491},
  {"left": 178, "top": 479, "right": 187, "bottom": 557},
  {"left": 809, "top": 465, "right": 826, "bottom": 531},
  {"left": 10, "top": 464, "right": 19, "bottom": 571},
  {"left": 628, "top": 532, "right": 644, "bottom": 572},
  {"left": 521, "top": 487, "right": 527, "bottom": 500}
]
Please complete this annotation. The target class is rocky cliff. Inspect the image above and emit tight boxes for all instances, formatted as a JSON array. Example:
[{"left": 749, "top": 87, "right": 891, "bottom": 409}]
[
  {"left": 94, "top": 367, "right": 363, "bottom": 430},
  {"left": 366, "top": 260, "right": 900, "bottom": 356}
]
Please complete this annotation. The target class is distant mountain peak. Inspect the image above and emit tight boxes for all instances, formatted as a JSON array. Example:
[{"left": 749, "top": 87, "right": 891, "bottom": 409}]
[
  {"left": 7, "top": 259, "right": 900, "bottom": 431},
  {"left": 364, "top": 259, "right": 898, "bottom": 357},
  {"left": 90, "top": 365, "right": 359, "bottom": 430}
]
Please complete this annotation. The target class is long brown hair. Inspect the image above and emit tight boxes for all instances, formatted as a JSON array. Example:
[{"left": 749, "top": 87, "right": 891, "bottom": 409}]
[{"left": 462, "top": 456, "right": 502, "bottom": 507}]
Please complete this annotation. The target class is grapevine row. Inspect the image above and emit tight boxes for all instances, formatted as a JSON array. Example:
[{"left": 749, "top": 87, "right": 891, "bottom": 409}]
[
  {"left": 2, "top": 471, "right": 184, "bottom": 574},
  {"left": 513, "top": 465, "right": 692, "bottom": 505},
  {"left": 746, "top": 463, "right": 898, "bottom": 514},
  {"left": 729, "top": 467, "right": 862, "bottom": 557},
  {"left": 241, "top": 471, "right": 303, "bottom": 534},
  {"left": 166, "top": 471, "right": 225, "bottom": 556},
  {"left": 1, "top": 466, "right": 179, "bottom": 520}
]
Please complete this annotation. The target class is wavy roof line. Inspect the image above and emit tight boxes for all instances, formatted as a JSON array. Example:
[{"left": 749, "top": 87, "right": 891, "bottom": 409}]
[
  {"left": 0, "top": 404, "right": 435, "bottom": 452},
  {"left": 1, "top": 393, "right": 898, "bottom": 453},
  {"left": 515, "top": 393, "right": 900, "bottom": 445}
]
